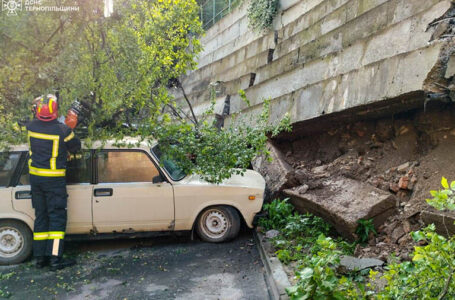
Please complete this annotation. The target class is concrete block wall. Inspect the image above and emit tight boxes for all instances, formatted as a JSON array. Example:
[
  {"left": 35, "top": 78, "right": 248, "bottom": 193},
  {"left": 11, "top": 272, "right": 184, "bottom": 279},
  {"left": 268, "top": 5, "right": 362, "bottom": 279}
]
[{"left": 173, "top": 0, "right": 454, "bottom": 128}]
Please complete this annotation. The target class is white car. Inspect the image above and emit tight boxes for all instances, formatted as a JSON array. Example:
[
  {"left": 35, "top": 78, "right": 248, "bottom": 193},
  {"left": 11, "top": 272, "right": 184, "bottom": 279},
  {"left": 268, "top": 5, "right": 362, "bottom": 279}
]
[{"left": 0, "top": 140, "right": 265, "bottom": 264}]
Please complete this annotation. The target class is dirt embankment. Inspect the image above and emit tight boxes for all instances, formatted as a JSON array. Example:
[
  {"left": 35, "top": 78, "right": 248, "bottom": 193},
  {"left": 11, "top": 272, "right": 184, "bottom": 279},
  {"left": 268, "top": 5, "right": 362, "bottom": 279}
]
[{"left": 271, "top": 102, "right": 455, "bottom": 260}]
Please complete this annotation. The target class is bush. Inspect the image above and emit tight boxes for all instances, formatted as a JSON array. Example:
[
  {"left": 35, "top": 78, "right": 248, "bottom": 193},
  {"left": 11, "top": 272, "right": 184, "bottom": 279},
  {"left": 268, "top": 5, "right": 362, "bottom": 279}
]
[{"left": 247, "top": 0, "right": 279, "bottom": 31}]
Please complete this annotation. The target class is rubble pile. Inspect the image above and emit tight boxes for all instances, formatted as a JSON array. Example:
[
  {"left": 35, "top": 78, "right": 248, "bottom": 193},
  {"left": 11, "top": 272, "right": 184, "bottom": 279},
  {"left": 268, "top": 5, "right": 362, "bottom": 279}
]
[{"left": 254, "top": 103, "right": 455, "bottom": 260}]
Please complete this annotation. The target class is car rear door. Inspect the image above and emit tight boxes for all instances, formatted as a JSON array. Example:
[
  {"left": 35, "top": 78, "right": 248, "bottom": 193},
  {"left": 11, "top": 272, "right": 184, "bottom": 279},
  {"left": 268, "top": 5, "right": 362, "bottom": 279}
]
[
  {"left": 12, "top": 151, "right": 94, "bottom": 234},
  {"left": 92, "top": 150, "right": 174, "bottom": 233},
  {"left": 0, "top": 152, "right": 23, "bottom": 216}
]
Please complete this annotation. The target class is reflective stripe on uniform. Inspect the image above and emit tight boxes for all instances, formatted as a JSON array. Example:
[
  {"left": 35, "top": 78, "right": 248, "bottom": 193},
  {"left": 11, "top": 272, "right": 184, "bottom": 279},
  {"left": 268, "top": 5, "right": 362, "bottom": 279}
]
[
  {"left": 29, "top": 164, "right": 65, "bottom": 177},
  {"left": 48, "top": 231, "right": 65, "bottom": 239},
  {"left": 28, "top": 131, "right": 59, "bottom": 141},
  {"left": 33, "top": 232, "right": 49, "bottom": 240},
  {"left": 64, "top": 132, "right": 75, "bottom": 142},
  {"left": 48, "top": 99, "right": 54, "bottom": 113},
  {"left": 28, "top": 130, "right": 60, "bottom": 171},
  {"left": 52, "top": 239, "right": 60, "bottom": 256}
]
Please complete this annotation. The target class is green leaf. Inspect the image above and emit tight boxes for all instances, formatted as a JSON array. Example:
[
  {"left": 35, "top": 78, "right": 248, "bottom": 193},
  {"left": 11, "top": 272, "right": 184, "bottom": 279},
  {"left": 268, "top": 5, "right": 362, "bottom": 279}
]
[{"left": 441, "top": 177, "right": 449, "bottom": 189}]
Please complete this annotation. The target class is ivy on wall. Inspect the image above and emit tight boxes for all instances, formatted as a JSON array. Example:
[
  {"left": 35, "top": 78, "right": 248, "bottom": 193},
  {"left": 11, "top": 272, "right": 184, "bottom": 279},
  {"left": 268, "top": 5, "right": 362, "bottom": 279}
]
[{"left": 247, "top": 0, "right": 279, "bottom": 31}]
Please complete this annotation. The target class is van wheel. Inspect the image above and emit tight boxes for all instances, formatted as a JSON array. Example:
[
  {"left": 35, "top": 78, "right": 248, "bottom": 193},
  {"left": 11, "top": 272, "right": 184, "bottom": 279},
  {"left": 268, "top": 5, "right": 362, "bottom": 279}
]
[
  {"left": 196, "top": 206, "right": 240, "bottom": 243},
  {"left": 0, "top": 220, "right": 32, "bottom": 265}
]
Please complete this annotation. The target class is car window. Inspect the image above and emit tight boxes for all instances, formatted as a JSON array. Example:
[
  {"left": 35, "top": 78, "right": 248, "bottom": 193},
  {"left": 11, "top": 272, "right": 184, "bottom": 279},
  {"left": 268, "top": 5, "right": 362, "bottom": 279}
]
[
  {"left": 151, "top": 145, "right": 186, "bottom": 181},
  {"left": 19, "top": 151, "right": 92, "bottom": 185},
  {"left": 66, "top": 151, "right": 92, "bottom": 184},
  {"left": 97, "top": 151, "right": 160, "bottom": 183},
  {"left": 0, "top": 152, "right": 21, "bottom": 187}
]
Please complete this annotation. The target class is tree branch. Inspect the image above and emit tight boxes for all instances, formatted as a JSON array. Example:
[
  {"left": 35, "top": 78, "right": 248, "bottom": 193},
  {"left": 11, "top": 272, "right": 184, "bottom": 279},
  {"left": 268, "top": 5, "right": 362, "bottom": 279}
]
[
  {"left": 176, "top": 79, "right": 198, "bottom": 126},
  {"left": 438, "top": 268, "right": 454, "bottom": 300}
]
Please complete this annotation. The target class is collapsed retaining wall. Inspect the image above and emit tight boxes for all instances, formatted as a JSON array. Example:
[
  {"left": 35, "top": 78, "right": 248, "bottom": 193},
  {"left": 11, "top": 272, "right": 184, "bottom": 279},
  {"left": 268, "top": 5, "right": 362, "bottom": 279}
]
[{"left": 174, "top": 0, "right": 455, "bottom": 129}]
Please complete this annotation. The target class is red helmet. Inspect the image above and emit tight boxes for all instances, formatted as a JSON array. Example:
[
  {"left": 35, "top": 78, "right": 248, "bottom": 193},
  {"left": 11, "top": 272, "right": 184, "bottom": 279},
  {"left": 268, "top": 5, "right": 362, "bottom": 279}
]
[{"left": 35, "top": 94, "right": 58, "bottom": 122}]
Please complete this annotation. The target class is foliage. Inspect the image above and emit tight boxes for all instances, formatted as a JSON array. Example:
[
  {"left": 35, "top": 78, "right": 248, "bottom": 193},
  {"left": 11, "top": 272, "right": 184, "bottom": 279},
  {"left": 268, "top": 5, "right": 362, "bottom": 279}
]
[
  {"left": 286, "top": 235, "right": 367, "bottom": 300},
  {"left": 355, "top": 219, "right": 377, "bottom": 244},
  {"left": 258, "top": 184, "right": 455, "bottom": 299},
  {"left": 375, "top": 177, "right": 455, "bottom": 299},
  {"left": 247, "top": 0, "right": 279, "bottom": 31},
  {"left": 154, "top": 96, "right": 291, "bottom": 183},
  {"left": 375, "top": 224, "right": 455, "bottom": 299},
  {"left": 258, "top": 198, "right": 294, "bottom": 230},
  {"left": 0, "top": 0, "right": 292, "bottom": 183},
  {"left": 427, "top": 177, "right": 455, "bottom": 211}
]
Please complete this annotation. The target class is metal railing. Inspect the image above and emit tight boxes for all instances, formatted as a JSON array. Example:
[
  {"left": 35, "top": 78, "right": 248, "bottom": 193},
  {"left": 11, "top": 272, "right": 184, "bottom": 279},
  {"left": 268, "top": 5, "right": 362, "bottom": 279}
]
[{"left": 199, "top": 0, "right": 241, "bottom": 30}]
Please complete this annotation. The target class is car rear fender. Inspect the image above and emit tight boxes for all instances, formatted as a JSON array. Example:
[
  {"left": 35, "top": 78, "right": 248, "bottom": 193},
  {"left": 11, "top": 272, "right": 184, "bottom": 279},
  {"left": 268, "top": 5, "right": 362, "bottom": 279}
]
[{"left": 0, "top": 214, "right": 34, "bottom": 231}]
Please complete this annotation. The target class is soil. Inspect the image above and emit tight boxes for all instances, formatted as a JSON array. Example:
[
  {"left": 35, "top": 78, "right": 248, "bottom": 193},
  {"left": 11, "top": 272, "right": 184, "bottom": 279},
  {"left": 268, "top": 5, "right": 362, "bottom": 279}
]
[{"left": 272, "top": 102, "right": 455, "bottom": 261}]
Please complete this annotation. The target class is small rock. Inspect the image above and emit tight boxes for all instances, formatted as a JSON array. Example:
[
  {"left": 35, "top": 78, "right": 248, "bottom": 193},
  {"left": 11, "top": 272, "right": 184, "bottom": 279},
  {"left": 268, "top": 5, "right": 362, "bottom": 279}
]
[
  {"left": 312, "top": 165, "right": 327, "bottom": 174},
  {"left": 379, "top": 251, "right": 389, "bottom": 261},
  {"left": 354, "top": 244, "right": 362, "bottom": 256},
  {"left": 265, "top": 230, "right": 280, "bottom": 239},
  {"left": 389, "top": 183, "right": 400, "bottom": 193},
  {"left": 391, "top": 226, "right": 405, "bottom": 243},
  {"left": 400, "top": 252, "right": 411, "bottom": 261},
  {"left": 339, "top": 256, "right": 384, "bottom": 272},
  {"left": 398, "top": 176, "right": 409, "bottom": 190},
  {"left": 297, "top": 184, "right": 309, "bottom": 194},
  {"left": 397, "top": 162, "right": 410, "bottom": 173},
  {"left": 403, "top": 220, "right": 411, "bottom": 233}
]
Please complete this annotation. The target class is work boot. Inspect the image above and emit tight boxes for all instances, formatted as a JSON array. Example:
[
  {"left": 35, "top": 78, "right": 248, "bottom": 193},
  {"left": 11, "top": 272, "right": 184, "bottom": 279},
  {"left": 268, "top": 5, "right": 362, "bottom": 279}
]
[
  {"left": 35, "top": 256, "right": 49, "bottom": 268},
  {"left": 49, "top": 256, "right": 76, "bottom": 271}
]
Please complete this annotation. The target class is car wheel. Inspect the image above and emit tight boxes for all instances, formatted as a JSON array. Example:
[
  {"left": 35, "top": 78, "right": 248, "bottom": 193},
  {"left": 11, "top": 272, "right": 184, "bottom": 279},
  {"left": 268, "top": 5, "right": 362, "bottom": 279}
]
[
  {"left": 196, "top": 206, "right": 240, "bottom": 243},
  {"left": 0, "top": 220, "right": 32, "bottom": 265}
]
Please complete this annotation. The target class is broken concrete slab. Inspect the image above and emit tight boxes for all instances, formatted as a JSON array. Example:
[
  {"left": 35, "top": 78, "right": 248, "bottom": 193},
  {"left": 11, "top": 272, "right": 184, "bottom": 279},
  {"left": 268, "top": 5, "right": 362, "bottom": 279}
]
[
  {"left": 252, "top": 141, "right": 297, "bottom": 199},
  {"left": 339, "top": 255, "right": 384, "bottom": 272},
  {"left": 421, "top": 209, "right": 455, "bottom": 236},
  {"left": 445, "top": 55, "right": 455, "bottom": 79},
  {"left": 284, "top": 177, "right": 397, "bottom": 240}
]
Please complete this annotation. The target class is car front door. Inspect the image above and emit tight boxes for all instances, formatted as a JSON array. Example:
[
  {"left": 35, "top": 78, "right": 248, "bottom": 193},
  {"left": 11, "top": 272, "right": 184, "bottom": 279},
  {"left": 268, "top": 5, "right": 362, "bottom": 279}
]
[
  {"left": 12, "top": 151, "right": 94, "bottom": 234},
  {"left": 92, "top": 150, "right": 174, "bottom": 233}
]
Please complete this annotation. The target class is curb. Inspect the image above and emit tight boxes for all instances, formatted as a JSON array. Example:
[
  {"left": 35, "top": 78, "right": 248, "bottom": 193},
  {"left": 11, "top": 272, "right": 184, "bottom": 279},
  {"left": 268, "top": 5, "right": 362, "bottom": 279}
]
[{"left": 254, "top": 230, "right": 291, "bottom": 300}]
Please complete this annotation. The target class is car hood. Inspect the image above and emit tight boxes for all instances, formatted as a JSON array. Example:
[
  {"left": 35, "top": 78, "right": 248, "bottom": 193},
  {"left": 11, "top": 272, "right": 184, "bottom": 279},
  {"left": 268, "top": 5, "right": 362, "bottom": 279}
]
[{"left": 177, "top": 169, "right": 265, "bottom": 190}]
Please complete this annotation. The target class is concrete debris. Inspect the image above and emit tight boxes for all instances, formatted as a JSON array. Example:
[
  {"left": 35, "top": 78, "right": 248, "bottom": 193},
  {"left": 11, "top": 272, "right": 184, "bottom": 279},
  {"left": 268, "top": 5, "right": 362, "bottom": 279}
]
[
  {"left": 339, "top": 255, "right": 384, "bottom": 272},
  {"left": 397, "top": 162, "right": 410, "bottom": 173},
  {"left": 398, "top": 176, "right": 410, "bottom": 190},
  {"left": 252, "top": 141, "right": 295, "bottom": 199},
  {"left": 445, "top": 55, "right": 455, "bottom": 79},
  {"left": 296, "top": 184, "right": 309, "bottom": 194},
  {"left": 265, "top": 230, "right": 280, "bottom": 239},
  {"left": 421, "top": 210, "right": 455, "bottom": 236},
  {"left": 284, "top": 177, "right": 397, "bottom": 240}
]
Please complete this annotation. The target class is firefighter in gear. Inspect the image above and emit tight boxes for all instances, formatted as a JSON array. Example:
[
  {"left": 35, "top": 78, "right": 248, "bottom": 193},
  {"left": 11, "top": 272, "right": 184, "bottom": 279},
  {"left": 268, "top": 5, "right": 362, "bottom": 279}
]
[{"left": 26, "top": 94, "right": 81, "bottom": 270}]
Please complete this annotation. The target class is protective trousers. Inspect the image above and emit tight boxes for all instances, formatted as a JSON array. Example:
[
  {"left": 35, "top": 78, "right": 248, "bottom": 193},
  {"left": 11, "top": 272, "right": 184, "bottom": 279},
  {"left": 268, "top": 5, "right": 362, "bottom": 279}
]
[{"left": 30, "top": 175, "right": 67, "bottom": 257}]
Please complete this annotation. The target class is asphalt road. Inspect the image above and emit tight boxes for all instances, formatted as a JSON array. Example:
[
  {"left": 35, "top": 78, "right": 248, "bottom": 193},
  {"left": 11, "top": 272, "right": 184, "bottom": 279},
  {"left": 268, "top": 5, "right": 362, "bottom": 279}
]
[{"left": 0, "top": 229, "right": 270, "bottom": 300}]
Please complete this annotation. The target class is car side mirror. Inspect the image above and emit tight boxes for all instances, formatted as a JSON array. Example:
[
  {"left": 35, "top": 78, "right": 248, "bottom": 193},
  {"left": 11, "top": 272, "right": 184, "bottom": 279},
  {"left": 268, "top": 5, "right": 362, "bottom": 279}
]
[{"left": 152, "top": 175, "right": 164, "bottom": 184}]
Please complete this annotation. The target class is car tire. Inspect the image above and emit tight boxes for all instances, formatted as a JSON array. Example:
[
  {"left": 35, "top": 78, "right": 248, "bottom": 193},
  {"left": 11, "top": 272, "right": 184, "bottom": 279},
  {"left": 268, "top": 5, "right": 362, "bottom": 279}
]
[
  {"left": 196, "top": 206, "right": 241, "bottom": 243},
  {"left": 0, "top": 220, "right": 32, "bottom": 265}
]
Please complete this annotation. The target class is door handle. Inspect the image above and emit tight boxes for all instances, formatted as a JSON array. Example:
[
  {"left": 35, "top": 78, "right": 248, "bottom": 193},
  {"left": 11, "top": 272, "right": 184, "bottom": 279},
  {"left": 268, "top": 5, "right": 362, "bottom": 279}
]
[
  {"left": 94, "top": 188, "right": 113, "bottom": 197},
  {"left": 15, "top": 191, "right": 32, "bottom": 200}
]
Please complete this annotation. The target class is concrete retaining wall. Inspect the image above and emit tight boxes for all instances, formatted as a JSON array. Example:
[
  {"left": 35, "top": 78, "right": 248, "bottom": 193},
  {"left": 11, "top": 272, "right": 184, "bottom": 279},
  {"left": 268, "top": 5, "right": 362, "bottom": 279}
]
[{"left": 174, "top": 0, "right": 455, "bottom": 128}]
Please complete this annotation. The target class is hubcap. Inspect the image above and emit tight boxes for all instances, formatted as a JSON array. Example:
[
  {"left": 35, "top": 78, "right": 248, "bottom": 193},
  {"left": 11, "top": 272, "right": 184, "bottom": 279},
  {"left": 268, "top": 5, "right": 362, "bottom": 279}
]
[
  {"left": 201, "top": 209, "right": 229, "bottom": 239},
  {"left": 0, "top": 227, "right": 24, "bottom": 258}
]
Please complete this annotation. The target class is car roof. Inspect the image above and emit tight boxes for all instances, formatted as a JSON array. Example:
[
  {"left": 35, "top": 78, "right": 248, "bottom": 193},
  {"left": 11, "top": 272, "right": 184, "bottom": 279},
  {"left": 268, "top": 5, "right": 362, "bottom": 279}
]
[{"left": 7, "top": 138, "right": 157, "bottom": 152}]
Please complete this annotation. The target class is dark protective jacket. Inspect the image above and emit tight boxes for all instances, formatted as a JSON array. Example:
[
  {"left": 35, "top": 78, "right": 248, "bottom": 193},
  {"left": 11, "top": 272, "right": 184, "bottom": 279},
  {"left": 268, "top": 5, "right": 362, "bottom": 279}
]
[{"left": 26, "top": 119, "right": 81, "bottom": 177}]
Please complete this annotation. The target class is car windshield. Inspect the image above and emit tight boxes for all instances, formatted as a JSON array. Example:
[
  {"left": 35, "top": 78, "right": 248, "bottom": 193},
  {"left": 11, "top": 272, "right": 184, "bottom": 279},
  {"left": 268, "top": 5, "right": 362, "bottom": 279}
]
[{"left": 151, "top": 145, "right": 186, "bottom": 181}]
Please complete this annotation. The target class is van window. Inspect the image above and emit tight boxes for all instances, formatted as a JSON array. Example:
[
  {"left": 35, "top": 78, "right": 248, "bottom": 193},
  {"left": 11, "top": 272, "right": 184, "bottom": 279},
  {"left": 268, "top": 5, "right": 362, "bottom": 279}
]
[
  {"left": 97, "top": 151, "right": 160, "bottom": 183},
  {"left": 0, "top": 153, "right": 21, "bottom": 187}
]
